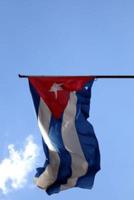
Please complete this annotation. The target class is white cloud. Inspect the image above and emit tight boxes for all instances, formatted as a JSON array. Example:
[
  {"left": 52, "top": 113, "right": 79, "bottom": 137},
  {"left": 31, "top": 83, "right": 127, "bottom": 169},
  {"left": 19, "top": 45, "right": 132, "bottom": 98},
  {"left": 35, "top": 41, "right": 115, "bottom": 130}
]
[{"left": 0, "top": 135, "right": 39, "bottom": 194}]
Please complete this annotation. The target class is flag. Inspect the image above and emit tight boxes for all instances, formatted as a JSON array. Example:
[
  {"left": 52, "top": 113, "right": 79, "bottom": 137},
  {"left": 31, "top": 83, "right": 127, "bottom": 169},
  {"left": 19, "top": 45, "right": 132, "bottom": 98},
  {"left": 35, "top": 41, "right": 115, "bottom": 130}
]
[{"left": 28, "top": 76, "right": 100, "bottom": 195}]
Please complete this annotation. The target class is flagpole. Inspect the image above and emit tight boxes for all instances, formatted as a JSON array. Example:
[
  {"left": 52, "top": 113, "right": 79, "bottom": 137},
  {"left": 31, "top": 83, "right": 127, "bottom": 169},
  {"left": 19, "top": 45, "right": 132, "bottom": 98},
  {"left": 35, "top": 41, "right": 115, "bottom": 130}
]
[{"left": 18, "top": 74, "right": 134, "bottom": 79}]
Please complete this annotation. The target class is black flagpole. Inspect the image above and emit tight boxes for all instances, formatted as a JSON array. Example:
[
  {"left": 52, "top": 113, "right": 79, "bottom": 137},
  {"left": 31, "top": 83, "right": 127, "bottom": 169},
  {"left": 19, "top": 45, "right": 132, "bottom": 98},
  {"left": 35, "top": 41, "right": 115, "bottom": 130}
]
[{"left": 18, "top": 74, "right": 134, "bottom": 79}]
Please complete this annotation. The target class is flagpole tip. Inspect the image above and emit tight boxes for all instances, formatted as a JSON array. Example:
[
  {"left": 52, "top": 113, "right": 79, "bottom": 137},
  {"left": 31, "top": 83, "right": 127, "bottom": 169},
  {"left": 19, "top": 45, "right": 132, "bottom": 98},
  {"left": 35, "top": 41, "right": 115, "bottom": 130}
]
[{"left": 18, "top": 74, "right": 28, "bottom": 78}]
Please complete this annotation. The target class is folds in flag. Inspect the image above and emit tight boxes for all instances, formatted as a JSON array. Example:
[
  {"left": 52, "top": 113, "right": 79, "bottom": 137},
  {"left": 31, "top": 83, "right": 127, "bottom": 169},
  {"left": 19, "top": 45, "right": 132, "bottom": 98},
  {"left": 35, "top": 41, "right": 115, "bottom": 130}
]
[{"left": 28, "top": 76, "right": 100, "bottom": 195}]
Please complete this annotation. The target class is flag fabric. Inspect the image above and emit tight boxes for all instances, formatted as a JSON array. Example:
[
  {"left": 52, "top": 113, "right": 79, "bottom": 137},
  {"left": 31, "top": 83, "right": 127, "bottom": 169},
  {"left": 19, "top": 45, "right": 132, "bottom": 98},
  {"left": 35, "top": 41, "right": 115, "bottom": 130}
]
[{"left": 28, "top": 76, "right": 100, "bottom": 195}]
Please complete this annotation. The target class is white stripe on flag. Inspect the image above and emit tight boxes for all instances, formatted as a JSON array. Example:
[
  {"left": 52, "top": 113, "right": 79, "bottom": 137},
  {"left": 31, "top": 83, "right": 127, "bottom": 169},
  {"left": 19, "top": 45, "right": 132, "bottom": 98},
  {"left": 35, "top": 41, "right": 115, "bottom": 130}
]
[
  {"left": 60, "top": 92, "right": 88, "bottom": 191},
  {"left": 35, "top": 98, "right": 60, "bottom": 189}
]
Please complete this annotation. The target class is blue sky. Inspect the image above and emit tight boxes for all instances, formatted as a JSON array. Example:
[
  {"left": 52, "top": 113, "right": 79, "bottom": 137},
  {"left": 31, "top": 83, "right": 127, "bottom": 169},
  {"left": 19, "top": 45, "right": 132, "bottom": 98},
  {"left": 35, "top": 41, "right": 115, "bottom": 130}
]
[{"left": 0, "top": 0, "right": 134, "bottom": 199}]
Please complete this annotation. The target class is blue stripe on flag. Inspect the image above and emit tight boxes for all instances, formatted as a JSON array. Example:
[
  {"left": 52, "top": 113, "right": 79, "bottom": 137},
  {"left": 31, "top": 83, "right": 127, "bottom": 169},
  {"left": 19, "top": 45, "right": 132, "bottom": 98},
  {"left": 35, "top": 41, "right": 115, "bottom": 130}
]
[
  {"left": 29, "top": 81, "right": 40, "bottom": 115},
  {"left": 29, "top": 82, "right": 50, "bottom": 178},
  {"left": 35, "top": 138, "right": 50, "bottom": 178},
  {"left": 46, "top": 115, "right": 72, "bottom": 195},
  {"left": 75, "top": 80, "right": 100, "bottom": 188}
]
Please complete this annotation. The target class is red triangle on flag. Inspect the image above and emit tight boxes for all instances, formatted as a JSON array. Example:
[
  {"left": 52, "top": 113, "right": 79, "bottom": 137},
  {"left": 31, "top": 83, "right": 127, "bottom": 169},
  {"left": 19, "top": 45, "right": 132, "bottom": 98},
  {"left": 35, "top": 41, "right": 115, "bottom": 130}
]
[{"left": 29, "top": 76, "right": 94, "bottom": 119}]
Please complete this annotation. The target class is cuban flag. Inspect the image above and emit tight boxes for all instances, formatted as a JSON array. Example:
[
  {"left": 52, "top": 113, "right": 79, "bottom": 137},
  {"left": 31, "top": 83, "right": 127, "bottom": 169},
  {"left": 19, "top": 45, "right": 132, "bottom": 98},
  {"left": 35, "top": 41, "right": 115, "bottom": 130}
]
[{"left": 28, "top": 76, "right": 100, "bottom": 195}]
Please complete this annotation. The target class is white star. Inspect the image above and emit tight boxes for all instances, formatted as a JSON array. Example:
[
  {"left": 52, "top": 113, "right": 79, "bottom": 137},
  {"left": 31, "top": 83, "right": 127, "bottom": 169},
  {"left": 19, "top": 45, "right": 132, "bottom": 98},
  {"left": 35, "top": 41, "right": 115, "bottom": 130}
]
[{"left": 49, "top": 83, "right": 63, "bottom": 99}]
